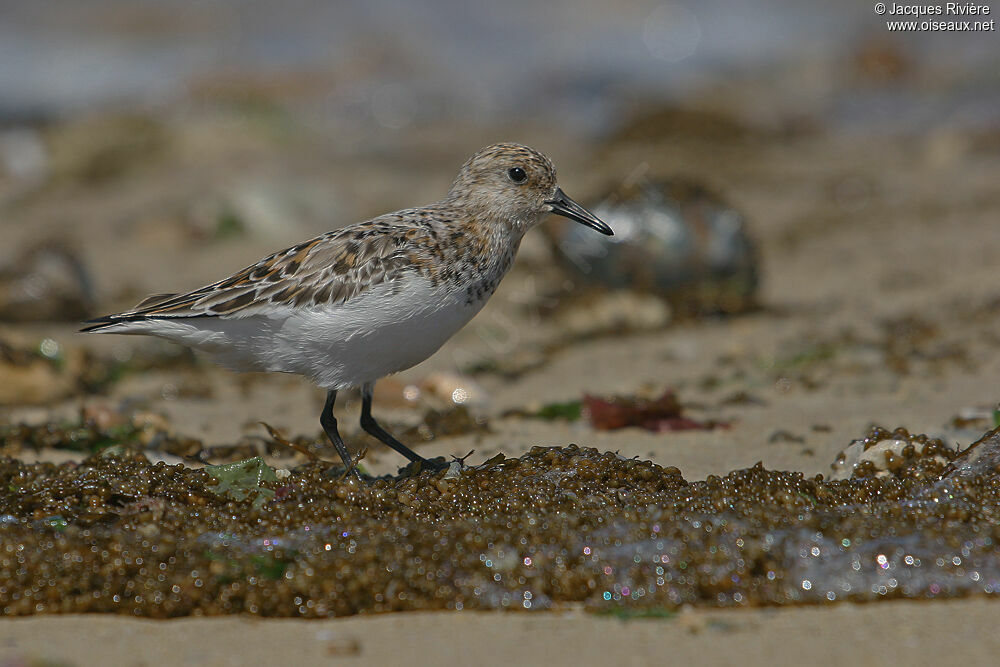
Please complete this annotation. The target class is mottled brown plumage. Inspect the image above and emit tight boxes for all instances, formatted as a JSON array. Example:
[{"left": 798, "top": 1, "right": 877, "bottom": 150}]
[{"left": 91, "top": 145, "right": 564, "bottom": 321}]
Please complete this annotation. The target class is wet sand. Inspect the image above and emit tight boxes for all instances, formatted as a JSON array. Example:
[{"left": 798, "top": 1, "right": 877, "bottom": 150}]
[{"left": 4, "top": 600, "right": 1000, "bottom": 667}]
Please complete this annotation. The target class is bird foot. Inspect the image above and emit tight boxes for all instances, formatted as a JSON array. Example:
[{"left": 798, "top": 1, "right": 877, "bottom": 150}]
[{"left": 400, "top": 456, "right": 449, "bottom": 476}]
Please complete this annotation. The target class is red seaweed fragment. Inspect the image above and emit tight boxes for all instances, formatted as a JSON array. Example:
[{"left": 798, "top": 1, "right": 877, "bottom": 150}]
[{"left": 584, "top": 390, "right": 727, "bottom": 432}]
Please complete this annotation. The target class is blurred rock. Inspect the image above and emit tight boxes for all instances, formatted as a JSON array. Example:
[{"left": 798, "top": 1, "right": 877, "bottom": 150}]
[
  {"left": 127, "top": 176, "right": 341, "bottom": 246},
  {"left": 0, "top": 336, "right": 83, "bottom": 405},
  {"left": 219, "top": 177, "right": 334, "bottom": 242},
  {"left": 555, "top": 290, "right": 671, "bottom": 338},
  {"left": 851, "top": 37, "right": 911, "bottom": 85},
  {"left": 607, "top": 106, "right": 754, "bottom": 145},
  {"left": 553, "top": 177, "right": 759, "bottom": 316},
  {"left": 923, "top": 128, "right": 973, "bottom": 170},
  {"left": 0, "top": 127, "right": 48, "bottom": 185},
  {"left": 0, "top": 334, "right": 206, "bottom": 406},
  {"left": 372, "top": 372, "right": 489, "bottom": 412},
  {"left": 81, "top": 402, "right": 131, "bottom": 431},
  {"left": 0, "top": 242, "right": 94, "bottom": 322},
  {"left": 606, "top": 102, "right": 818, "bottom": 145},
  {"left": 461, "top": 347, "right": 548, "bottom": 381},
  {"left": 371, "top": 377, "right": 422, "bottom": 409},
  {"left": 44, "top": 113, "right": 167, "bottom": 184},
  {"left": 403, "top": 405, "right": 488, "bottom": 442},
  {"left": 943, "top": 406, "right": 997, "bottom": 448}
]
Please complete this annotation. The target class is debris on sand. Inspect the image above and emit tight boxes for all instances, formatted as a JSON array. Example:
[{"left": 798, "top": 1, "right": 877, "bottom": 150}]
[
  {"left": 584, "top": 390, "right": 726, "bottom": 432},
  {"left": 0, "top": 243, "right": 94, "bottom": 322},
  {"left": 4, "top": 424, "right": 997, "bottom": 617},
  {"left": 513, "top": 391, "right": 723, "bottom": 432},
  {"left": 0, "top": 337, "right": 81, "bottom": 405},
  {"left": 205, "top": 457, "right": 278, "bottom": 509},
  {"left": 829, "top": 426, "right": 955, "bottom": 481},
  {"left": 403, "top": 405, "right": 489, "bottom": 442},
  {"left": 0, "top": 336, "right": 207, "bottom": 406}
]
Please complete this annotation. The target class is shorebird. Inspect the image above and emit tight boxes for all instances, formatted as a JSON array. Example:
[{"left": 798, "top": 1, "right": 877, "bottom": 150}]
[{"left": 83, "top": 143, "right": 613, "bottom": 477}]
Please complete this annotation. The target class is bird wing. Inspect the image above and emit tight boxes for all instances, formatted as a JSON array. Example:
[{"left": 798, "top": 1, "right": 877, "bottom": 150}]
[{"left": 84, "top": 218, "right": 439, "bottom": 328}]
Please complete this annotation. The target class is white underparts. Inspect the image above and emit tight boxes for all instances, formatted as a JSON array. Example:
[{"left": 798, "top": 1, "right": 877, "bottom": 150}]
[{"left": 97, "top": 274, "right": 488, "bottom": 389}]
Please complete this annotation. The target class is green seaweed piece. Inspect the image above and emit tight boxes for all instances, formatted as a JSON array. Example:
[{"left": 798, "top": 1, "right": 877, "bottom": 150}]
[
  {"left": 98, "top": 444, "right": 130, "bottom": 458},
  {"left": 205, "top": 457, "right": 277, "bottom": 509},
  {"left": 251, "top": 554, "right": 291, "bottom": 580},
  {"left": 203, "top": 548, "right": 293, "bottom": 582},
  {"left": 42, "top": 516, "right": 68, "bottom": 532},
  {"left": 215, "top": 211, "right": 246, "bottom": 239},
  {"left": 534, "top": 400, "right": 583, "bottom": 422}
]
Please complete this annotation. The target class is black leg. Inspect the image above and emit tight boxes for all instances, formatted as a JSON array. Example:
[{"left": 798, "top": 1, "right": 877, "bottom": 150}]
[
  {"left": 360, "top": 382, "right": 428, "bottom": 464},
  {"left": 320, "top": 389, "right": 363, "bottom": 481}
]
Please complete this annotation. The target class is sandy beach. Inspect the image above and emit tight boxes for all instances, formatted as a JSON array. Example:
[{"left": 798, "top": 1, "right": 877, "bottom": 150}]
[{"left": 5, "top": 600, "right": 1000, "bottom": 667}]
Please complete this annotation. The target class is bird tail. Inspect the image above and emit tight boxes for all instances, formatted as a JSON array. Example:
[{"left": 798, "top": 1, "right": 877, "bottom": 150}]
[{"left": 80, "top": 293, "right": 181, "bottom": 333}]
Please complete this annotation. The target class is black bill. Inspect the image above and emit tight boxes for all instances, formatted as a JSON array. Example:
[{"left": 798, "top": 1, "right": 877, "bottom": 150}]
[{"left": 546, "top": 188, "right": 614, "bottom": 236}]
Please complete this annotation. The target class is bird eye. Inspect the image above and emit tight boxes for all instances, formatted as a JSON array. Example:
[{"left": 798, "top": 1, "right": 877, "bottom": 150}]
[{"left": 507, "top": 167, "right": 528, "bottom": 184}]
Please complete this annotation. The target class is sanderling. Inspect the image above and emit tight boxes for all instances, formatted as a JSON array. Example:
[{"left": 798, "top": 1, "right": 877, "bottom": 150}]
[{"left": 82, "top": 143, "right": 613, "bottom": 476}]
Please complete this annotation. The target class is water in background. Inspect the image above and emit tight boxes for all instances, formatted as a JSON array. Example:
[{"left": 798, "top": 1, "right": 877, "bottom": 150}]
[{"left": 1, "top": 0, "right": 998, "bottom": 136}]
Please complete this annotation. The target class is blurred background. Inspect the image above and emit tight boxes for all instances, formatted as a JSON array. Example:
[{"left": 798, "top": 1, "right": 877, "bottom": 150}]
[
  {"left": 2, "top": 0, "right": 998, "bottom": 134},
  {"left": 1, "top": 0, "right": 999, "bottom": 474}
]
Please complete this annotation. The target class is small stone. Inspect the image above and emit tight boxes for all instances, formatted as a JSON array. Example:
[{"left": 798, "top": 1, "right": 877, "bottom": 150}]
[{"left": 551, "top": 177, "right": 758, "bottom": 316}]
